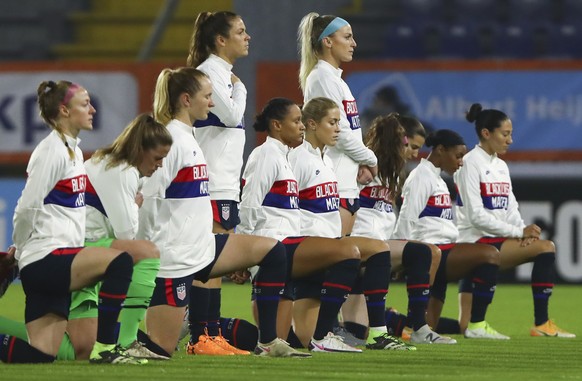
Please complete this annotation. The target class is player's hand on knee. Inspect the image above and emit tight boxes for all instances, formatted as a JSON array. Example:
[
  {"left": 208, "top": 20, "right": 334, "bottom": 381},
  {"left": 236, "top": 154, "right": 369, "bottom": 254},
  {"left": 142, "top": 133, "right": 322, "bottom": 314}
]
[{"left": 519, "top": 237, "right": 537, "bottom": 247}]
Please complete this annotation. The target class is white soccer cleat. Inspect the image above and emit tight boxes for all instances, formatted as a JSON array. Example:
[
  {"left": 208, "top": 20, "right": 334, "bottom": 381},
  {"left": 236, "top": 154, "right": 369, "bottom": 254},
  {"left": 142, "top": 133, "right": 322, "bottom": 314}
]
[
  {"left": 465, "top": 321, "right": 510, "bottom": 340},
  {"left": 125, "top": 340, "right": 170, "bottom": 360},
  {"left": 410, "top": 324, "right": 457, "bottom": 344},
  {"left": 254, "top": 338, "right": 312, "bottom": 358},
  {"left": 308, "top": 332, "right": 362, "bottom": 353}
]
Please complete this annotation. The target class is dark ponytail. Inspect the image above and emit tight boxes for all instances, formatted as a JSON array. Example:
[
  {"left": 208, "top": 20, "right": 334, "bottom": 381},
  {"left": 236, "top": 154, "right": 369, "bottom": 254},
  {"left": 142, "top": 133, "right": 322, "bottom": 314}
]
[
  {"left": 466, "top": 102, "right": 509, "bottom": 139},
  {"left": 253, "top": 98, "right": 296, "bottom": 133},
  {"left": 425, "top": 129, "right": 465, "bottom": 149},
  {"left": 187, "top": 11, "right": 239, "bottom": 67}
]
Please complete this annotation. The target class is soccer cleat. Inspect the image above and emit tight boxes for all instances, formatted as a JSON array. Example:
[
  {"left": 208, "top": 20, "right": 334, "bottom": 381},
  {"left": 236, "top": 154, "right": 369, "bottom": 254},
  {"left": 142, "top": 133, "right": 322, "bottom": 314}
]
[
  {"left": 89, "top": 344, "right": 148, "bottom": 364},
  {"left": 530, "top": 320, "right": 576, "bottom": 338},
  {"left": 213, "top": 332, "right": 251, "bottom": 355},
  {"left": 465, "top": 321, "right": 510, "bottom": 340},
  {"left": 410, "top": 324, "right": 457, "bottom": 344},
  {"left": 308, "top": 332, "right": 362, "bottom": 353},
  {"left": 124, "top": 340, "right": 170, "bottom": 360},
  {"left": 177, "top": 307, "right": 190, "bottom": 345},
  {"left": 366, "top": 332, "right": 417, "bottom": 351},
  {"left": 186, "top": 334, "right": 234, "bottom": 355},
  {"left": 332, "top": 326, "right": 367, "bottom": 347},
  {"left": 0, "top": 252, "right": 18, "bottom": 298},
  {"left": 254, "top": 338, "right": 312, "bottom": 358}
]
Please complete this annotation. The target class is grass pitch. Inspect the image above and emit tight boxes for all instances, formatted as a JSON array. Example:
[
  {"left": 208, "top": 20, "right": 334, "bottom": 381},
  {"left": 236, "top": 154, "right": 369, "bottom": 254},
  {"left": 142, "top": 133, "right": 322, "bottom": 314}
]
[{"left": 0, "top": 281, "right": 580, "bottom": 381}]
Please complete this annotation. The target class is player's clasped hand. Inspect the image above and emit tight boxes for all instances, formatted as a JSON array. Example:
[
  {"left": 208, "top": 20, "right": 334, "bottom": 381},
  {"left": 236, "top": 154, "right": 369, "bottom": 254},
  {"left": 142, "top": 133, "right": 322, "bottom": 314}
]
[
  {"left": 229, "top": 270, "right": 251, "bottom": 284},
  {"left": 357, "top": 165, "right": 374, "bottom": 185},
  {"left": 523, "top": 224, "right": 541, "bottom": 238}
]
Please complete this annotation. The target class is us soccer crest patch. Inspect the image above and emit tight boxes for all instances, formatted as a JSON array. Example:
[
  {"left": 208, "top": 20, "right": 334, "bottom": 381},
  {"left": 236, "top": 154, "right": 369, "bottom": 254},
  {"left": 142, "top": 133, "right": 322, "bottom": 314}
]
[
  {"left": 221, "top": 205, "right": 230, "bottom": 221},
  {"left": 177, "top": 283, "right": 186, "bottom": 301}
]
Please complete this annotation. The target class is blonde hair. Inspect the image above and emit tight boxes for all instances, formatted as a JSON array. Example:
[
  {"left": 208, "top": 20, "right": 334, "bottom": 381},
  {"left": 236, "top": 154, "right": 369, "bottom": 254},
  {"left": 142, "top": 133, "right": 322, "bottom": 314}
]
[
  {"left": 153, "top": 67, "right": 208, "bottom": 125},
  {"left": 92, "top": 113, "right": 172, "bottom": 169},
  {"left": 301, "top": 97, "right": 338, "bottom": 125},
  {"left": 298, "top": 12, "right": 337, "bottom": 91}
]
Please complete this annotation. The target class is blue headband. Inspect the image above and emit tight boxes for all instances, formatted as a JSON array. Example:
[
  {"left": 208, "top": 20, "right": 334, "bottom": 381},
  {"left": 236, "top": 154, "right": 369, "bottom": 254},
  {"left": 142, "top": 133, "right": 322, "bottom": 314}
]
[{"left": 318, "top": 17, "right": 349, "bottom": 42}]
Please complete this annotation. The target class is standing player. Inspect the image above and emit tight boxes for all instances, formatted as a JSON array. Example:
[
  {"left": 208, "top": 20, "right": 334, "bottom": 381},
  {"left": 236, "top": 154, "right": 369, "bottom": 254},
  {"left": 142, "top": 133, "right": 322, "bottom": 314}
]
[
  {"left": 0, "top": 81, "right": 139, "bottom": 364},
  {"left": 298, "top": 13, "right": 378, "bottom": 337},
  {"left": 289, "top": 98, "right": 414, "bottom": 351},
  {"left": 454, "top": 103, "right": 575, "bottom": 338},
  {"left": 185, "top": 11, "right": 250, "bottom": 354},
  {"left": 393, "top": 128, "right": 507, "bottom": 340},
  {"left": 240, "top": 97, "right": 366, "bottom": 353},
  {"left": 138, "top": 68, "right": 309, "bottom": 358},
  {"left": 298, "top": 12, "right": 377, "bottom": 235}
]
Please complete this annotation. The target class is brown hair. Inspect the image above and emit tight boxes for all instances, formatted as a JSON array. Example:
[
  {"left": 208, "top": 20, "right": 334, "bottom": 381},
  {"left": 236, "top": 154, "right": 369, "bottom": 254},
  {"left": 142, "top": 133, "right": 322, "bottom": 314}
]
[
  {"left": 466, "top": 103, "right": 509, "bottom": 140},
  {"left": 365, "top": 113, "right": 407, "bottom": 197},
  {"left": 253, "top": 98, "right": 297, "bottom": 133},
  {"left": 37, "top": 80, "right": 82, "bottom": 160},
  {"left": 187, "top": 11, "right": 240, "bottom": 67},
  {"left": 92, "top": 113, "right": 172, "bottom": 169}
]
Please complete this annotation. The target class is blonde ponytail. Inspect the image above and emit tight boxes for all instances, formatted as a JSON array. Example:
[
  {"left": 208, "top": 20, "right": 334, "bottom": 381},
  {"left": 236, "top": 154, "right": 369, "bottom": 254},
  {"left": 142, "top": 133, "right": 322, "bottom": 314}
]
[
  {"left": 298, "top": 12, "right": 320, "bottom": 92},
  {"left": 153, "top": 69, "right": 174, "bottom": 126}
]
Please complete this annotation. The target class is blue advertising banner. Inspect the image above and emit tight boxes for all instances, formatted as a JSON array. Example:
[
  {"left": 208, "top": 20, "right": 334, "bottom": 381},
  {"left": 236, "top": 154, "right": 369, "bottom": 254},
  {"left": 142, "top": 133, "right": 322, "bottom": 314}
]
[
  {"left": 346, "top": 71, "right": 582, "bottom": 150},
  {"left": 0, "top": 72, "right": 138, "bottom": 153}
]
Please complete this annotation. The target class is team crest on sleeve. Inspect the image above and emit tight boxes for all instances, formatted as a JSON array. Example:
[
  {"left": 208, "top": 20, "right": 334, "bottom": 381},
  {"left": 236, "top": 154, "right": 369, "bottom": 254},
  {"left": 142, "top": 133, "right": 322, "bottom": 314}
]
[
  {"left": 176, "top": 283, "right": 187, "bottom": 301},
  {"left": 221, "top": 204, "right": 230, "bottom": 220}
]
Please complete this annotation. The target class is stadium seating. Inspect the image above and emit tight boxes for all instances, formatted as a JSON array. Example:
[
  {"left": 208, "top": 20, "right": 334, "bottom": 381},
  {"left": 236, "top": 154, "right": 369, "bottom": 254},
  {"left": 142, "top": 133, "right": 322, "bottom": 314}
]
[
  {"left": 51, "top": 0, "right": 233, "bottom": 61},
  {"left": 376, "top": 0, "right": 580, "bottom": 59},
  {"left": 439, "top": 23, "right": 482, "bottom": 59},
  {"left": 384, "top": 23, "right": 427, "bottom": 59},
  {"left": 447, "top": 0, "right": 500, "bottom": 22},
  {"left": 398, "top": 0, "right": 446, "bottom": 22},
  {"left": 539, "top": 23, "right": 582, "bottom": 59},
  {"left": 500, "top": 0, "right": 560, "bottom": 24},
  {"left": 0, "top": 0, "right": 89, "bottom": 61},
  {"left": 561, "top": 0, "right": 582, "bottom": 23},
  {"left": 1, "top": 0, "right": 580, "bottom": 61}
]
